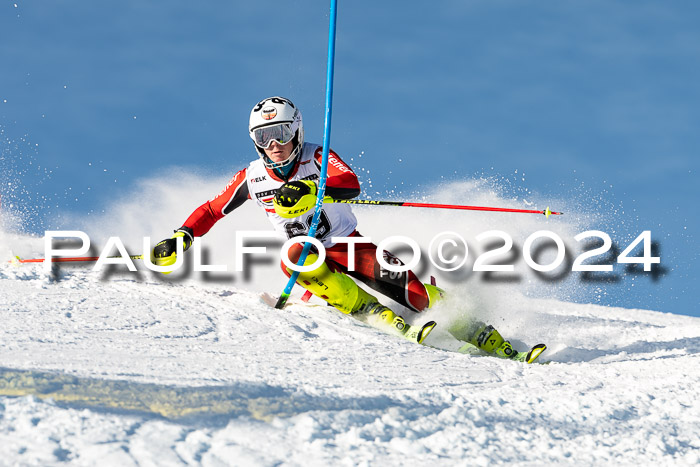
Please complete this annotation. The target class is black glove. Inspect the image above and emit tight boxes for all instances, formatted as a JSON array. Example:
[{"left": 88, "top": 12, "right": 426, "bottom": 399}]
[{"left": 153, "top": 227, "right": 194, "bottom": 261}]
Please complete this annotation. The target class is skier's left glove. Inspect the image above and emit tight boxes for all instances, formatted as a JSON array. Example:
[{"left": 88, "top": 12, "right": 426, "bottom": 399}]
[
  {"left": 152, "top": 227, "right": 194, "bottom": 270},
  {"left": 274, "top": 180, "right": 328, "bottom": 218}
]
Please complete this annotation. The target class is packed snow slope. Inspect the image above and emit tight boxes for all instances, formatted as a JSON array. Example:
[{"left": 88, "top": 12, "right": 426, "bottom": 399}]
[
  {"left": 1, "top": 253, "right": 699, "bottom": 465},
  {"left": 1, "top": 177, "right": 698, "bottom": 465}
]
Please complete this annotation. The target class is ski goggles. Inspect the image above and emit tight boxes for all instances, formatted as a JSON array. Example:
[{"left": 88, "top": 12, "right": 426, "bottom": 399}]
[{"left": 252, "top": 123, "right": 294, "bottom": 149}]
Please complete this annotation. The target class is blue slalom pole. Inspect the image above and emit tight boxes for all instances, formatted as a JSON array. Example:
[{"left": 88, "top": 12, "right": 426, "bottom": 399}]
[{"left": 275, "top": 0, "right": 338, "bottom": 309}]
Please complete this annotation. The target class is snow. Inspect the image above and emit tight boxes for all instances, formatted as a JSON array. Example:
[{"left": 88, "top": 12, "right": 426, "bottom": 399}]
[
  {"left": 1, "top": 259, "right": 699, "bottom": 465},
  {"left": 1, "top": 178, "right": 698, "bottom": 465}
]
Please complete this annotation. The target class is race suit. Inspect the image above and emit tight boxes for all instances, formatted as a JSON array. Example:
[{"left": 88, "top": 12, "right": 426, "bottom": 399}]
[{"left": 179, "top": 142, "right": 430, "bottom": 311}]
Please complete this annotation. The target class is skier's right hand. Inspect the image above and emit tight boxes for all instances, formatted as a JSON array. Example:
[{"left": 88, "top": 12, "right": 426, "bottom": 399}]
[{"left": 152, "top": 227, "right": 194, "bottom": 269}]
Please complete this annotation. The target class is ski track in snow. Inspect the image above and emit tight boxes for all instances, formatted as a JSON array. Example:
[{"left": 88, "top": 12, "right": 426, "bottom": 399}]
[{"left": 1, "top": 261, "right": 699, "bottom": 466}]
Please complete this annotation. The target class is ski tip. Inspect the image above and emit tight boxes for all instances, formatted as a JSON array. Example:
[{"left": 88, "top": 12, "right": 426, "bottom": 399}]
[
  {"left": 526, "top": 344, "right": 547, "bottom": 364},
  {"left": 417, "top": 321, "right": 437, "bottom": 344},
  {"left": 259, "top": 292, "right": 277, "bottom": 307},
  {"left": 261, "top": 292, "right": 289, "bottom": 309}
]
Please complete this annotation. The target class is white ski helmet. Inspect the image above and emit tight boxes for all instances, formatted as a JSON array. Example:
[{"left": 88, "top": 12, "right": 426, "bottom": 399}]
[{"left": 248, "top": 96, "right": 304, "bottom": 169}]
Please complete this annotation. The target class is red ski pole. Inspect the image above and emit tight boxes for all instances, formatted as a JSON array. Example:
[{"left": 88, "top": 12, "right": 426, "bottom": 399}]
[
  {"left": 328, "top": 199, "right": 562, "bottom": 217},
  {"left": 8, "top": 255, "right": 143, "bottom": 264}
]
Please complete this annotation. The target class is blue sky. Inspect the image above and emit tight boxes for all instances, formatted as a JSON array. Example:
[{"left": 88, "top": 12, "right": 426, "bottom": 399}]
[{"left": 1, "top": 1, "right": 698, "bottom": 316}]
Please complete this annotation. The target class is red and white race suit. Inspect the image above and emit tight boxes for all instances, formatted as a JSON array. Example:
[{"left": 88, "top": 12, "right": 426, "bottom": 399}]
[
  {"left": 179, "top": 142, "right": 430, "bottom": 312},
  {"left": 182, "top": 143, "right": 359, "bottom": 245}
]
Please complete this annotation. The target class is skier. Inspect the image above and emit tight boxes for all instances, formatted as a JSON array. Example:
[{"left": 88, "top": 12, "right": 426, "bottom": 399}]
[{"left": 153, "top": 96, "right": 542, "bottom": 361}]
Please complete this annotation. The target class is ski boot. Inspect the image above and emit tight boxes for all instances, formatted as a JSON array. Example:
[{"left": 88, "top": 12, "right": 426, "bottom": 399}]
[
  {"left": 357, "top": 300, "right": 436, "bottom": 344},
  {"left": 459, "top": 324, "right": 546, "bottom": 364},
  {"left": 424, "top": 282, "right": 445, "bottom": 309}
]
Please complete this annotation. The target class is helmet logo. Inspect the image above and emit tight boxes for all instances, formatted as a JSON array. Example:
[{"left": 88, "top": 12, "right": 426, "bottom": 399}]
[{"left": 261, "top": 106, "right": 277, "bottom": 120}]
